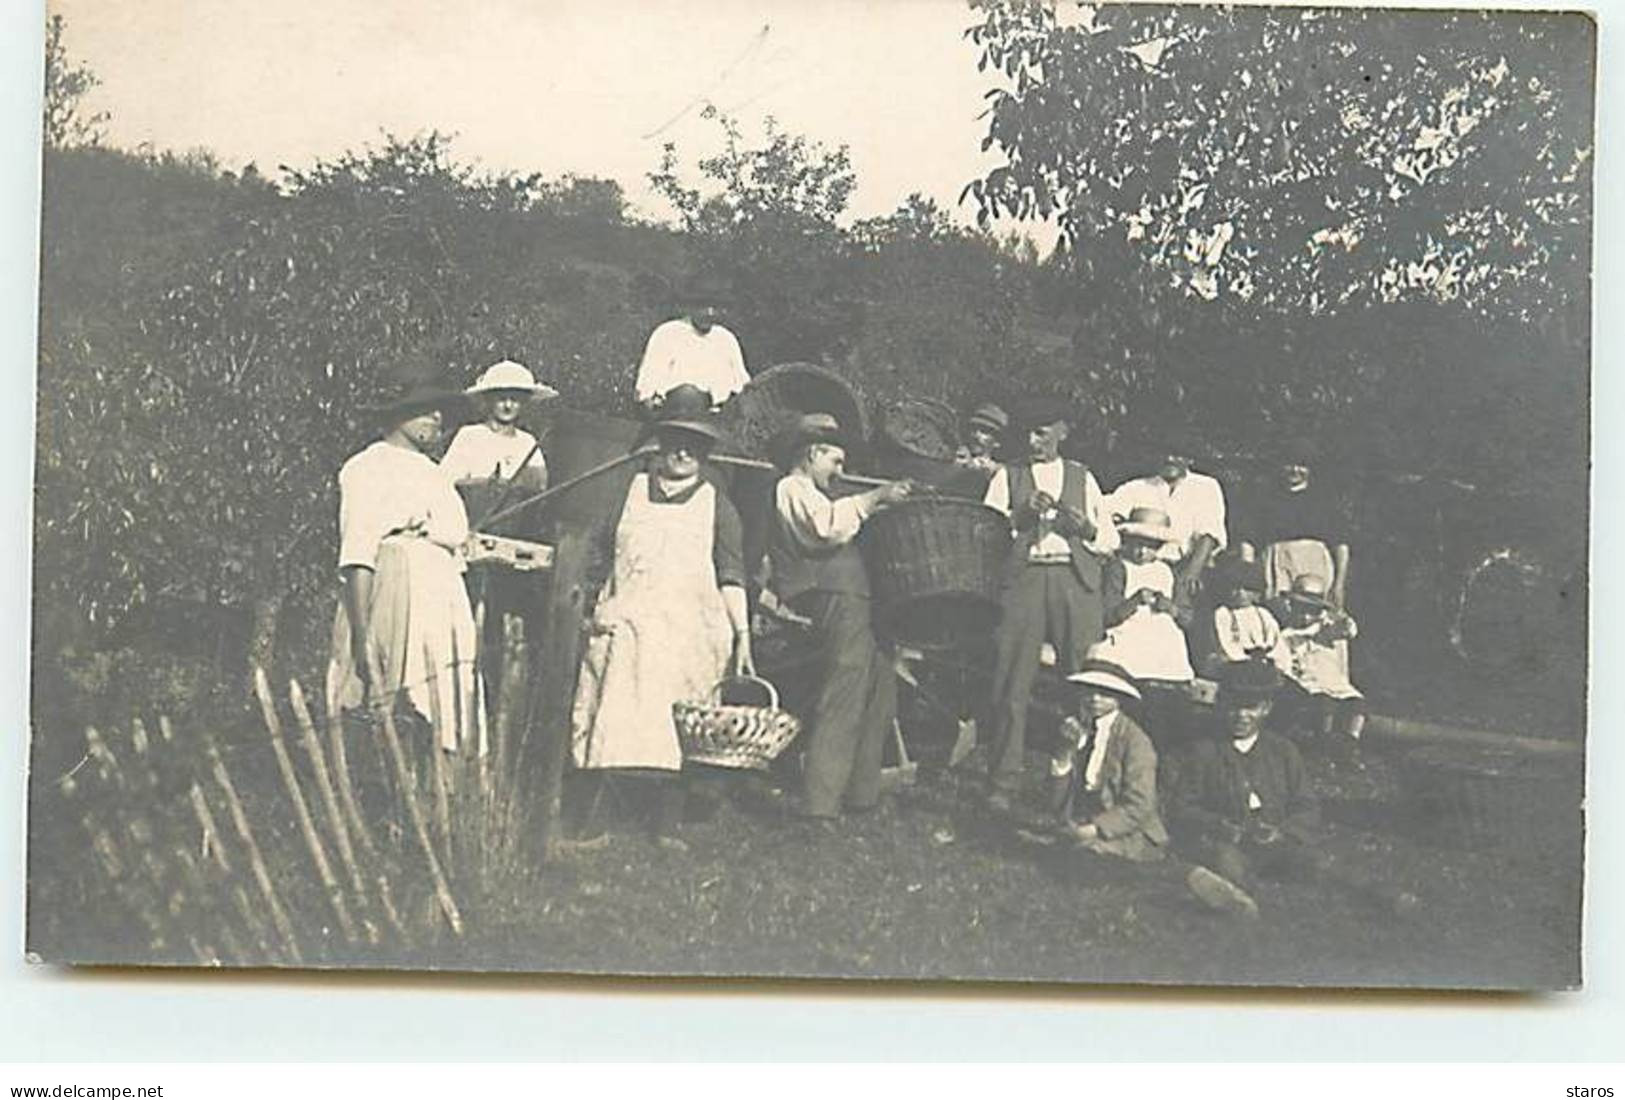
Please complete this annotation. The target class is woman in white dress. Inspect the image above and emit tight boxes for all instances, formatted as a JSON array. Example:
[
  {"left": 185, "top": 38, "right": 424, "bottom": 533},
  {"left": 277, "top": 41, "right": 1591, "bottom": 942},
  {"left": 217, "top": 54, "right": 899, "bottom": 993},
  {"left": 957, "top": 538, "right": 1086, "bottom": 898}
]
[
  {"left": 326, "top": 378, "right": 486, "bottom": 756},
  {"left": 1099, "top": 507, "right": 1195, "bottom": 686},
  {"left": 439, "top": 359, "right": 557, "bottom": 491},
  {"left": 570, "top": 384, "right": 753, "bottom": 849}
]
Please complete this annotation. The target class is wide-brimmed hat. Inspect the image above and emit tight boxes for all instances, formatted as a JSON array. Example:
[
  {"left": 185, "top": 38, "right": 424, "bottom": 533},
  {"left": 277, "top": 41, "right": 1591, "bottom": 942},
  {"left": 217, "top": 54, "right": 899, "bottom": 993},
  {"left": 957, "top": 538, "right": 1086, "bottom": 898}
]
[
  {"left": 1116, "top": 506, "right": 1178, "bottom": 544},
  {"left": 642, "top": 382, "right": 723, "bottom": 445},
  {"left": 363, "top": 377, "right": 464, "bottom": 422},
  {"left": 465, "top": 359, "right": 559, "bottom": 400},
  {"left": 772, "top": 411, "right": 851, "bottom": 469},
  {"left": 1217, "top": 657, "right": 1282, "bottom": 706},
  {"left": 967, "top": 403, "right": 1010, "bottom": 435},
  {"left": 1065, "top": 658, "right": 1142, "bottom": 702},
  {"left": 1285, "top": 574, "right": 1334, "bottom": 609}
]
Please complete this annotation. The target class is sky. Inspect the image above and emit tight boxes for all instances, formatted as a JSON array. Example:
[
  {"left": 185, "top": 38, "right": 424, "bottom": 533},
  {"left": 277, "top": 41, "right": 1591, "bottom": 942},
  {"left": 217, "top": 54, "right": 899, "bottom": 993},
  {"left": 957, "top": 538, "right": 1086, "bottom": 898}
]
[{"left": 50, "top": 0, "right": 1017, "bottom": 229}]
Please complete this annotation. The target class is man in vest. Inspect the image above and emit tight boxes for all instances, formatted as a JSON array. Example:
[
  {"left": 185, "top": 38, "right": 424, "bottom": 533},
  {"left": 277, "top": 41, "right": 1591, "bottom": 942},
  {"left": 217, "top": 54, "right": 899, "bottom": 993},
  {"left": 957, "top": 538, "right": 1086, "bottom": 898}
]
[
  {"left": 982, "top": 401, "right": 1120, "bottom": 811},
  {"left": 769, "top": 413, "right": 913, "bottom": 824}
]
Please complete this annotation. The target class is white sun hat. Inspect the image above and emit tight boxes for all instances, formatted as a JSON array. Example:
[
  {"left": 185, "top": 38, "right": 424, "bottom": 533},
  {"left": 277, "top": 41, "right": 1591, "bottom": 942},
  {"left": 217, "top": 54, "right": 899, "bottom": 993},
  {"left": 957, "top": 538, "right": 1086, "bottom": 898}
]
[{"left": 465, "top": 359, "right": 559, "bottom": 399}]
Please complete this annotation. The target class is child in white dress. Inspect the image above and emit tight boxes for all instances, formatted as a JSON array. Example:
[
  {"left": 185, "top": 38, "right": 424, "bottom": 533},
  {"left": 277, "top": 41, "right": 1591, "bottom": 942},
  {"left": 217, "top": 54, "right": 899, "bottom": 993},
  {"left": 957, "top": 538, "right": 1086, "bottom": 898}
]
[
  {"left": 1271, "top": 573, "right": 1365, "bottom": 748},
  {"left": 1100, "top": 507, "right": 1194, "bottom": 686}
]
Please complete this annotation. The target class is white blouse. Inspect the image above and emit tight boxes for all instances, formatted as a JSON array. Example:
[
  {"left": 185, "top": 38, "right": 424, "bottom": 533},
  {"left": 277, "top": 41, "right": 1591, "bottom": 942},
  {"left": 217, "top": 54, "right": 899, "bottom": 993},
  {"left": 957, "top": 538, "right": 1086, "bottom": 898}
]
[
  {"left": 439, "top": 423, "right": 547, "bottom": 485},
  {"left": 337, "top": 441, "right": 470, "bottom": 571}
]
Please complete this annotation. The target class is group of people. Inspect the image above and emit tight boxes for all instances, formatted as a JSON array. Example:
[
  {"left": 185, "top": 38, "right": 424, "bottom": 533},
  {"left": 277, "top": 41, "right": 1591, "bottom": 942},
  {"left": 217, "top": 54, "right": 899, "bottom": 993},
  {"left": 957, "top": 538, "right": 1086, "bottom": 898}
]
[{"left": 325, "top": 284, "right": 1402, "bottom": 919}]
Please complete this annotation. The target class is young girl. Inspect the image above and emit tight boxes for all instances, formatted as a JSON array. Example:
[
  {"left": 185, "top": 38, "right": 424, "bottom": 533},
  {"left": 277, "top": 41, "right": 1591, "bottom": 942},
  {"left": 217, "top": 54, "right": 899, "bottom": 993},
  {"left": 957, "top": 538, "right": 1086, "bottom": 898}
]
[
  {"left": 1271, "top": 574, "right": 1365, "bottom": 747},
  {"left": 1198, "top": 554, "right": 1282, "bottom": 678},
  {"left": 1044, "top": 657, "right": 1168, "bottom": 862},
  {"left": 439, "top": 359, "right": 557, "bottom": 491},
  {"left": 1100, "top": 507, "right": 1194, "bottom": 686}
]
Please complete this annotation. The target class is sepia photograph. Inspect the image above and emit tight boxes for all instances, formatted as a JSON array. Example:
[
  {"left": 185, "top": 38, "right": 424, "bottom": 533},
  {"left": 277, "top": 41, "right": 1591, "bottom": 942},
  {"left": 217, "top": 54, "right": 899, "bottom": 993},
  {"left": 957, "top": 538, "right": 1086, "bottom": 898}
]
[{"left": 24, "top": 0, "right": 1592, "bottom": 991}]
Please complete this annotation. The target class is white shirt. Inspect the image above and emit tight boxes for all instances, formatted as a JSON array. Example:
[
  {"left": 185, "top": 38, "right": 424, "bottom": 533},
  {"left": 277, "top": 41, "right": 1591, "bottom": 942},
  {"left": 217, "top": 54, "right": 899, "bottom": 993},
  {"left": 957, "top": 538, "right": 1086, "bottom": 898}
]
[
  {"left": 337, "top": 442, "right": 469, "bottom": 571},
  {"left": 983, "top": 459, "right": 1119, "bottom": 559},
  {"left": 1108, "top": 472, "right": 1228, "bottom": 562},
  {"left": 1082, "top": 710, "right": 1118, "bottom": 790},
  {"left": 439, "top": 424, "right": 547, "bottom": 485},
  {"left": 775, "top": 472, "right": 874, "bottom": 551},
  {"left": 634, "top": 318, "right": 750, "bottom": 404}
]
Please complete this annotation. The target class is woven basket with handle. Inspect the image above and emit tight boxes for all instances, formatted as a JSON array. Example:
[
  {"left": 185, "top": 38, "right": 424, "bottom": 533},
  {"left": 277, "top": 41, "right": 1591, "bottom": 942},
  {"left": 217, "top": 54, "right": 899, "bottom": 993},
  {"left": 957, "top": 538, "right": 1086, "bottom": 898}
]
[{"left": 673, "top": 675, "right": 802, "bottom": 770}]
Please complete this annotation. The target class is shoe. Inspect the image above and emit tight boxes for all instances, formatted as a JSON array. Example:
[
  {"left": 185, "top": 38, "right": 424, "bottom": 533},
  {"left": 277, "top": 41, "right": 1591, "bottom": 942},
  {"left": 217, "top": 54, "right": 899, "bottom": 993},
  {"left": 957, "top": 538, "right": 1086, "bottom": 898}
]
[{"left": 1187, "top": 865, "right": 1260, "bottom": 919}]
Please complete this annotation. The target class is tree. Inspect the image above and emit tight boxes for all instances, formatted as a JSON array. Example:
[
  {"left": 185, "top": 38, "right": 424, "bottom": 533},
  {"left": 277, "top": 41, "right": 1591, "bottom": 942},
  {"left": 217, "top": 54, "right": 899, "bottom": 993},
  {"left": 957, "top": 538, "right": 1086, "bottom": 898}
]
[
  {"left": 43, "top": 14, "right": 109, "bottom": 150},
  {"left": 648, "top": 108, "right": 862, "bottom": 365},
  {"left": 965, "top": 3, "right": 1593, "bottom": 323}
]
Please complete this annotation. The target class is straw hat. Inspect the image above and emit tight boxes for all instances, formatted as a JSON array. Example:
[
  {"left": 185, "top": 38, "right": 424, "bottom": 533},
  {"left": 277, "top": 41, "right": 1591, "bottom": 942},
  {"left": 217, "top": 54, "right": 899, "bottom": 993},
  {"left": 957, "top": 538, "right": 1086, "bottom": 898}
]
[
  {"left": 1117, "top": 506, "right": 1178, "bottom": 544},
  {"left": 465, "top": 359, "right": 559, "bottom": 400},
  {"left": 1065, "top": 658, "right": 1142, "bottom": 702}
]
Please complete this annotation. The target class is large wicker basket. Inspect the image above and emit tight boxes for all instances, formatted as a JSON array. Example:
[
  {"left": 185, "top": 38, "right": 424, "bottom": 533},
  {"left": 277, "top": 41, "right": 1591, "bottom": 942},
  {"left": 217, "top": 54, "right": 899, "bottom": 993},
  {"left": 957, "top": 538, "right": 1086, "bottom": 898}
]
[
  {"left": 674, "top": 675, "right": 803, "bottom": 770},
  {"left": 723, "top": 362, "right": 869, "bottom": 462},
  {"left": 859, "top": 498, "right": 1010, "bottom": 647}
]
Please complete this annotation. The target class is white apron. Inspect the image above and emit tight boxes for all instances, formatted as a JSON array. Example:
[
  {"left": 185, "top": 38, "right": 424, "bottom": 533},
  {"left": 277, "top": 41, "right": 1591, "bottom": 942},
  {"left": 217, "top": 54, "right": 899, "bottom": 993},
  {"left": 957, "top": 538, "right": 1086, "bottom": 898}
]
[
  {"left": 1104, "top": 558, "right": 1194, "bottom": 683},
  {"left": 571, "top": 474, "right": 734, "bottom": 771}
]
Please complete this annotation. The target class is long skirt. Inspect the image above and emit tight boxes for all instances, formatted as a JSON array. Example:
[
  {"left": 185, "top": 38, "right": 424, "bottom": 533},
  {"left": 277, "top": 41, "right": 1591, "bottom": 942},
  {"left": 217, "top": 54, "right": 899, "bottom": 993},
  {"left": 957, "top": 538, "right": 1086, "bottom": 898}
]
[{"left": 327, "top": 537, "right": 486, "bottom": 754}]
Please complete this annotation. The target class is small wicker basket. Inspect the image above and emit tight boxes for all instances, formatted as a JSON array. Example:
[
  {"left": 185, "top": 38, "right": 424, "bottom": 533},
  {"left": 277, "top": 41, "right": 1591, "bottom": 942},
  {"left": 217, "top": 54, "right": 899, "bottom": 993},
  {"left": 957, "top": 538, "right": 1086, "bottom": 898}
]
[{"left": 674, "top": 675, "right": 802, "bottom": 770}]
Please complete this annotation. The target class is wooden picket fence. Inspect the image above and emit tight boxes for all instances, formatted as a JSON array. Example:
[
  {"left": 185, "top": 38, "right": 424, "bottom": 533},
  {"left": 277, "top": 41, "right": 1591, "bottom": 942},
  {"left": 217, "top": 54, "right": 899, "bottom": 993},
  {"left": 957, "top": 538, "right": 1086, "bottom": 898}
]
[{"left": 52, "top": 533, "right": 592, "bottom": 968}]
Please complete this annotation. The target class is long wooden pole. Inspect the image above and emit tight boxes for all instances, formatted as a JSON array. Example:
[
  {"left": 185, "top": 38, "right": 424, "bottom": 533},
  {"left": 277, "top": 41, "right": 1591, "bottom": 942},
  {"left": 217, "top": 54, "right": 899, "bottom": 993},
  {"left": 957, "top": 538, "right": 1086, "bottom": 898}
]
[
  {"left": 478, "top": 444, "right": 657, "bottom": 530},
  {"left": 711, "top": 451, "right": 892, "bottom": 488}
]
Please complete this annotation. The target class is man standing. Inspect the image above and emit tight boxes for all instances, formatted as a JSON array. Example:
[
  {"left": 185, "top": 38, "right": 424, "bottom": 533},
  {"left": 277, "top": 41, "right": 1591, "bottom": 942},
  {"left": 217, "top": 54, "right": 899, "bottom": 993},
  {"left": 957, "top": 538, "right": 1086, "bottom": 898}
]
[
  {"left": 982, "top": 402, "right": 1119, "bottom": 811},
  {"left": 1109, "top": 436, "right": 1228, "bottom": 603},
  {"left": 768, "top": 414, "right": 912, "bottom": 824},
  {"left": 633, "top": 274, "right": 750, "bottom": 410}
]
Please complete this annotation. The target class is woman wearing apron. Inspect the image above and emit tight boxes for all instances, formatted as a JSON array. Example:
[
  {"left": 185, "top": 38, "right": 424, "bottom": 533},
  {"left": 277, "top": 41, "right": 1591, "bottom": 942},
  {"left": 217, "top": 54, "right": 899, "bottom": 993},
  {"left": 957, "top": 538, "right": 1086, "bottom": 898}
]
[{"left": 570, "top": 385, "right": 752, "bottom": 850}]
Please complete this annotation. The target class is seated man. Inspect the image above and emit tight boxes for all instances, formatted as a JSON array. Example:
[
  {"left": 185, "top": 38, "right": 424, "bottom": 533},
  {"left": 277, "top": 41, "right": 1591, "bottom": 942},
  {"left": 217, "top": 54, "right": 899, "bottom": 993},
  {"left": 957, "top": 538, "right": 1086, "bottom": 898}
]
[
  {"left": 633, "top": 274, "right": 750, "bottom": 411},
  {"left": 1044, "top": 657, "right": 1169, "bottom": 862},
  {"left": 1174, "top": 659, "right": 1418, "bottom": 918}
]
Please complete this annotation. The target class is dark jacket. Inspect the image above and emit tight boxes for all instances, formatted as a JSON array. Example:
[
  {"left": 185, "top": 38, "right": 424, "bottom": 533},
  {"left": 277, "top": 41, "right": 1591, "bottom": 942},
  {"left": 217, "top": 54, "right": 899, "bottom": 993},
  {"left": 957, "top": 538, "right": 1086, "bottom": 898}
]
[
  {"left": 1174, "top": 730, "right": 1320, "bottom": 844},
  {"left": 1058, "top": 711, "right": 1170, "bottom": 845}
]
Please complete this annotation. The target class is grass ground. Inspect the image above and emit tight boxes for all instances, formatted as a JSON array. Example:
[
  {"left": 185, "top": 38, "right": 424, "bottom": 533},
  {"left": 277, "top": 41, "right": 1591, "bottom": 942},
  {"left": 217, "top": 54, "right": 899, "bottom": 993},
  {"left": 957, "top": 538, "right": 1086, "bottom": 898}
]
[
  {"left": 466, "top": 732, "right": 1582, "bottom": 991},
  {"left": 26, "top": 658, "right": 1584, "bottom": 991}
]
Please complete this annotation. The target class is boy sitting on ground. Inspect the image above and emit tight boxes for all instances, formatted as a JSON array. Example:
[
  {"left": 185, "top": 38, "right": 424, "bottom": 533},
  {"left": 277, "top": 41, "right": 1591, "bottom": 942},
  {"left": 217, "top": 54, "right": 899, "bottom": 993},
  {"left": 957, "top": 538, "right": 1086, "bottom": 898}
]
[{"left": 1043, "top": 657, "right": 1169, "bottom": 863}]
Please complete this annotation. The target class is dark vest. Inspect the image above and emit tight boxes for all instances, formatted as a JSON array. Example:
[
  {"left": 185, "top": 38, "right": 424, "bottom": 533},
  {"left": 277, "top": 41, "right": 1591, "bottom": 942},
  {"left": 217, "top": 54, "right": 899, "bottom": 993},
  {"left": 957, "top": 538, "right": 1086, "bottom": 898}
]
[
  {"left": 768, "top": 478, "right": 871, "bottom": 602},
  {"left": 1004, "top": 460, "right": 1104, "bottom": 592}
]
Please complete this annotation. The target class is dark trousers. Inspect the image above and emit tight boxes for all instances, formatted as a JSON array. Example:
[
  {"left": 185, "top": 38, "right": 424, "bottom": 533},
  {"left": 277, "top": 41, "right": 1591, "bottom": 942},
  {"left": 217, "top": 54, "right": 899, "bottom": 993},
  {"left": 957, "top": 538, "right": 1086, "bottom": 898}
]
[
  {"left": 989, "top": 563, "right": 1104, "bottom": 794},
  {"left": 1193, "top": 834, "right": 1404, "bottom": 909},
  {"left": 797, "top": 590, "right": 897, "bottom": 818}
]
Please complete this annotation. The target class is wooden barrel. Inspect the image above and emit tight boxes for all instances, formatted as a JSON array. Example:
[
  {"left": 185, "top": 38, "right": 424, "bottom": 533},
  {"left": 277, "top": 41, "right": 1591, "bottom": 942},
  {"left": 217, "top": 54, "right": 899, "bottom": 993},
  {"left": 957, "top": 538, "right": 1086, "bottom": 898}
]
[
  {"left": 859, "top": 498, "right": 1010, "bottom": 647},
  {"left": 1397, "top": 742, "right": 1582, "bottom": 864}
]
